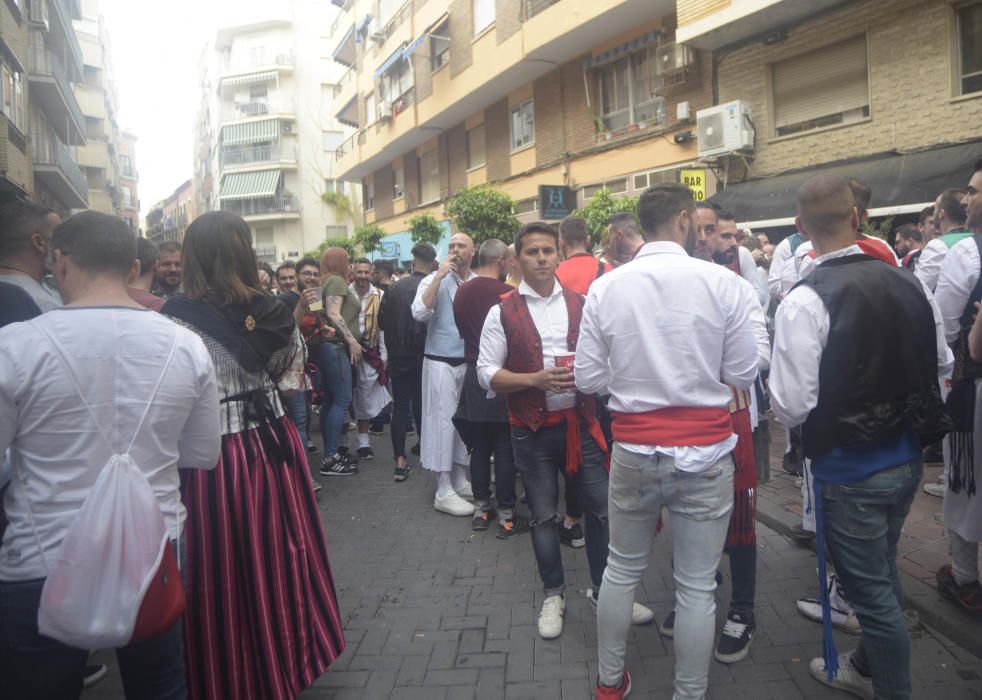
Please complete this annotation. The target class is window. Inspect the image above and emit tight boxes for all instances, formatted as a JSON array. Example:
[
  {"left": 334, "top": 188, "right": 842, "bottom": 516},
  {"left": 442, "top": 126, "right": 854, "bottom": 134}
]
[
  {"left": 324, "top": 178, "right": 337, "bottom": 193},
  {"left": 420, "top": 148, "right": 440, "bottom": 204},
  {"left": 248, "top": 45, "right": 266, "bottom": 67},
  {"left": 393, "top": 162, "right": 405, "bottom": 199},
  {"left": 380, "top": 59, "right": 413, "bottom": 103},
  {"left": 121, "top": 155, "right": 133, "bottom": 177},
  {"left": 325, "top": 224, "right": 347, "bottom": 237},
  {"left": 633, "top": 173, "right": 648, "bottom": 190},
  {"left": 510, "top": 99, "right": 534, "bottom": 151},
  {"left": 582, "top": 178, "right": 629, "bottom": 199},
  {"left": 956, "top": 2, "right": 982, "bottom": 95},
  {"left": 122, "top": 187, "right": 132, "bottom": 208},
  {"left": 365, "top": 92, "right": 377, "bottom": 123},
  {"left": 249, "top": 83, "right": 268, "bottom": 100},
  {"left": 466, "top": 123, "right": 485, "bottom": 169},
  {"left": 378, "top": 0, "right": 399, "bottom": 25},
  {"left": 322, "top": 130, "right": 343, "bottom": 152},
  {"left": 771, "top": 35, "right": 870, "bottom": 138},
  {"left": 582, "top": 184, "right": 603, "bottom": 200},
  {"left": 597, "top": 49, "right": 663, "bottom": 131},
  {"left": 514, "top": 198, "right": 537, "bottom": 215},
  {"left": 431, "top": 21, "right": 450, "bottom": 72},
  {"left": 605, "top": 178, "right": 627, "bottom": 195},
  {"left": 473, "top": 0, "right": 495, "bottom": 35},
  {"left": 364, "top": 178, "right": 375, "bottom": 210},
  {"left": 0, "top": 60, "right": 25, "bottom": 132}
]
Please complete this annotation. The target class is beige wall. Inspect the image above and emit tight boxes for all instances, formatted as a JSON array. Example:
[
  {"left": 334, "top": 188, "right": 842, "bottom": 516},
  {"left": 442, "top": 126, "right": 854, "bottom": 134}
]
[{"left": 716, "top": 0, "right": 982, "bottom": 178}]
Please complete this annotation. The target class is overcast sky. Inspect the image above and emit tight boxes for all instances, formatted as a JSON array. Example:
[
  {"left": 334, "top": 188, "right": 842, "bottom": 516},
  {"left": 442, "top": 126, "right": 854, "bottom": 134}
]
[{"left": 100, "top": 0, "right": 272, "bottom": 225}]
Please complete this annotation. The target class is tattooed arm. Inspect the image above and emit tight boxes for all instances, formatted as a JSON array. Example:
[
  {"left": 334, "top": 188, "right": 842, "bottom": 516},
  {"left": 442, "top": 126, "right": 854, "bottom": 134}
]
[{"left": 325, "top": 294, "right": 363, "bottom": 364}]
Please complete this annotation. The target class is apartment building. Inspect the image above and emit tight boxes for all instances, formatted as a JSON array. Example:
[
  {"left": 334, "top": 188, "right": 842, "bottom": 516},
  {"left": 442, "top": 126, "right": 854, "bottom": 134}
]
[
  {"left": 0, "top": 0, "right": 88, "bottom": 215},
  {"left": 329, "top": 0, "right": 710, "bottom": 254},
  {"left": 677, "top": 0, "right": 982, "bottom": 234},
  {"left": 72, "top": 0, "right": 124, "bottom": 216},
  {"left": 194, "top": 0, "right": 358, "bottom": 264},
  {"left": 146, "top": 178, "right": 194, "bottom": 244},
  {"left": 118, "top": 127, "right": 137, "bottom": 232}
]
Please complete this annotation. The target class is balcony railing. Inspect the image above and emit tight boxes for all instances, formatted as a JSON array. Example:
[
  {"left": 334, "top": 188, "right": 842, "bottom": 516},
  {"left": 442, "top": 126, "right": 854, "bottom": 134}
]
[
  {"left": 220, "top": 144, "right": 297, "bottom": 169},
  {"left": 49, "top": 0, "right": 84, "bottom": 75},
  {"left": 221, "top": 97, "right": 295, "bottom": 121},
  {"left": 29, "top": 0, "right": 49, "bottom": 28},
  {"left": 523, "top": 0, "right": 560, "bottom": 20},
  {"left": 378, "top": 2, "right": 412, "bottom": 43},
  {"left": 220, "top": 52, "right": 295, "bottom": 74},
  {"left": 333, "top": 65, "right": 355, "bottom": 96},
  {"left": 335, "top": 130, "right": 361, "bottom": 160},
  {"left": 221, "top": 193, "right": 301, "bottom": 217},
  {"left": 31, "top": 130, "right": 89, "bottom": 201},
  {"left": 254, "top": 245, "right": 277, "bottom": 263},
  {"left": 27, "top": 38, "right": 86, "bottom": 135}
]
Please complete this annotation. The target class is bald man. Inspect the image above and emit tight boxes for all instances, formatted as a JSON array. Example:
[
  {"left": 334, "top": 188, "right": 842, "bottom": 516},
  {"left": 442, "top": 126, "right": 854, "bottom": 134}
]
[
  {"left": 412, "top": 233, "right": 478, "bottom": 515},
  {"left": 770, "top": 174, "right": 951, "bottom": 699}
]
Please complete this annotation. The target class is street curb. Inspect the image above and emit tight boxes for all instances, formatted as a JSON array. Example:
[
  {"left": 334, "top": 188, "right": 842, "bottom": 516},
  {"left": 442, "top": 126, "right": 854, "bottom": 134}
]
[{"left": 756, "top": 494, "right": 982, "bottom": 660}]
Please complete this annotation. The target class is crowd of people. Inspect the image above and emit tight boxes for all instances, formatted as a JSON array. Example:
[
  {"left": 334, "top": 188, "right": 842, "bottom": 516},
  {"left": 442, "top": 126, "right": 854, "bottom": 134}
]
[{"left": 0, "top": 155, "right": 978, "bottom": 700}]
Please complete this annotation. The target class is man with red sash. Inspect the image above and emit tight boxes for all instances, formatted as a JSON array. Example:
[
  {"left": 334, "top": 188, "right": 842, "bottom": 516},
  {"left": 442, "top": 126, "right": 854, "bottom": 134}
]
[
  {"left": 476, "top": 222, "right": 653, "bottom": 644},
  {"left": 577, "top": 184, "right": 759, "bottom": 700}
]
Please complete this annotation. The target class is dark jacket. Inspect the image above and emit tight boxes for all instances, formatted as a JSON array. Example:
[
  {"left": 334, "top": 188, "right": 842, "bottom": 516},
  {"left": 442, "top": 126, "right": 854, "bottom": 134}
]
[{"left": 378, "top": 272, "right": 427, "bottom": 377}]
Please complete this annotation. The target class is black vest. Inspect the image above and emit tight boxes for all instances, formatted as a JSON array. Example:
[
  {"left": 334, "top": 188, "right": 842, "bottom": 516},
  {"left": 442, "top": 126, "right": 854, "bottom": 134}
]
[
  {"left": 953, "top": 234, "right": 982, "bottom": 383},
  {"left": 799, "top": 254, "right": 950, "bottom": 458}
]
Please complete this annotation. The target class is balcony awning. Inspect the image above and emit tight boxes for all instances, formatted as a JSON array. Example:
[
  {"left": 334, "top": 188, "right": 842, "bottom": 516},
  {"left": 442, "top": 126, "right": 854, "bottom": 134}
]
[
  {"left": 221, "top": 119, "right": 279, "bottom": 146},
  {"left": 221, "top": 71, "right": 277, "bottom": 88},
  {"left": 220, "top": 170, "right": 282, "bottom": 200},
  {"left": 403, "top": 31, "right": 427, "bottom": 61},
  {"left": 374, "top": 44, "right": 407, "bottom": 80},
  {"left": 333, "top": 24, "right": 357, "bottom": 66},
  {"left": 582, "top": 29, "right": 662, "bottom": 70}
]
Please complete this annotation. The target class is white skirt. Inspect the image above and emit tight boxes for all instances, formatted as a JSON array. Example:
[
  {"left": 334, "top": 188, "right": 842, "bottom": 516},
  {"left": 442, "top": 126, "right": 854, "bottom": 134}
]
[
  {"left": 352, "top": 361, "right": 391, "bottom": 420},
  {"left": 421, "top": 358, "right": 468, "bottom": 472},
  {"left": 944, "top": 378, "right": 982, "bottom": 542}
]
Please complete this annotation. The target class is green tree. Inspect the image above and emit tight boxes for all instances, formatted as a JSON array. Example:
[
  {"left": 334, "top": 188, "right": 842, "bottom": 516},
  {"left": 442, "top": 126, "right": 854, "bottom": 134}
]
[
  {"left": 304, "top": 236, "right": 355, "bottom": 260},
  {"left": 353, "top": 223, "right": 386, "bottom": 255},
  {"left": 321, "top": 191, "right": 354, "bottom": 221},
  {"left": 446, "top": 185, "right": 519, "bottom": 245},
  {"left": 408, "top": 214, "right": 444, "bottom": 246},
  {"left": 573, "top": 188, "right": 638, "bottom": 240}
]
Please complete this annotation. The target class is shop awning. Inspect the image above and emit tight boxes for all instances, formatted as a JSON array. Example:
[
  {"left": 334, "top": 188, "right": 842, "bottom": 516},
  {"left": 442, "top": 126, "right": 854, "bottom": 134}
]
[
  {"left": 713, "top": 139, "right": 982, "bottom": 224},
  {"left": 374, "top": 44, "right": 407, "bottom": 80},
  {"left": 221, "top": 71, "right": 276, "bottom": 88},
  {"left": 582, "top": 30, "right": 662, "bottom": 70},
  {"left": 221, "top": 119, "right": 279, "bottom": 146},
  {"left": 220, "top": 170, "right": 281, "bottom": 200}
]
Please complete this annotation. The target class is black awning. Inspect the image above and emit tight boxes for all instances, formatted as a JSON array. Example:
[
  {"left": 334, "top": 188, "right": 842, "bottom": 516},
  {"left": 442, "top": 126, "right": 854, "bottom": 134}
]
[{"left": 712, "top": 139, "right": 982, "bottom": 222}]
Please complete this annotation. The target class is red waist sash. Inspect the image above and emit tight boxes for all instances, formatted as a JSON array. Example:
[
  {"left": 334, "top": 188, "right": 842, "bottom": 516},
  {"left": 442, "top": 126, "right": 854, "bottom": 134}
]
[
  {"left": 610, "top": 406, "right": 733, "bottom": 447},
  {"left": 510, "top": 407, "right": 609, "bottom": 475}
]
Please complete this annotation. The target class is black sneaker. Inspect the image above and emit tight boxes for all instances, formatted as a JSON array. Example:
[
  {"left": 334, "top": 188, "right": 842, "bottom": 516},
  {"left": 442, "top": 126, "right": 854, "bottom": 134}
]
[
  {"left": 472, "top": 508, "right": 495, "bottom": 531},
  {"left": 320, "top": 455, "right": 359, "bottom": 476},
  {"left": 394, "top": 463, "right": 413, "bottom": 482},
  {"left": 307, "top": 441, "right": 319, "bottom": 455},
  {"left": 496, "top": 514, "right": 531, "bottom": 539},
  {"left": 559, "top": 521, "right": 585, "bottom": 548},
  {"left": 410, "top": 441, "right": 420, "bottom": 456},
  {"left": 407, "top": 423, "right": 416, "bottom": 435},
  {"left": 357, "top": 446, "right": 375, "bottom": 460},
  {"left": 369, "top": 422, "right": 385, "bottom": 436},
  {"left": 83, "top": 664, "right": 108, "bottom": 688},
  {"left": 659, "top": 610, "right": 675, "bottom": 638},
  {"left": 714, "top": 611, "right": 755, "bottom": 663},
  {"left": 338, "top": 445, "right": 350, "bottom": 457}
]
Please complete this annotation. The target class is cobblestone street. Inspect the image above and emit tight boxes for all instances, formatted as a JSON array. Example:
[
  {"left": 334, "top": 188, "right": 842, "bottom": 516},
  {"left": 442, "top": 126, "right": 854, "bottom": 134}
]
[{"left": 81, "top": 423, "right": 982, "bottom": 700}]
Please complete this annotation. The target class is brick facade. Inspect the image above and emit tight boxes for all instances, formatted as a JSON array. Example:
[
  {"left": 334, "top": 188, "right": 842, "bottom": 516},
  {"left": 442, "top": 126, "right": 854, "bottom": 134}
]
[
  {"left": 447, "top": 124, "right": 468, "bottom": 193},
  {"left": 496, "top": 0, "right": 522, "bottom": 43},
  {"left": 404, "top": 150, "right": 420, "bottom": 209},
  {"left": 374, "top": 164, "right": 395, "bottom": 220},
  {"left": 448, "top": 0, "right": 474, "bottom": 78},
  {"left": 484, "top": 99, "right": 511, "bottom": 182}
]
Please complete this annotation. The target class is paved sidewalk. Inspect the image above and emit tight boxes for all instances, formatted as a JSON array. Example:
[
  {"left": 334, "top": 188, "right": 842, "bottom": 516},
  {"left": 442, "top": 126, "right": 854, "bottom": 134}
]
[{"left": 82, "top": 423, "right": 982, "bottom": 699}]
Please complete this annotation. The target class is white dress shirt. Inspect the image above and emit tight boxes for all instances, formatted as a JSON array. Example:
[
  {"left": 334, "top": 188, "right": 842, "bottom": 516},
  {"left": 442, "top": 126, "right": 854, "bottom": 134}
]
[
  {"left": 770, "top": 244, "right": 954, "bottom": 429},
  {"left": 786, "top": 239, "right": 900, "bottom": 293},
  {"left": 915, "top": 237, "right": 950, "bottom": 292},
  {"left": 0, "top": 307, "right": 221, "bottom": 581},
  {"left": 410, "top": 269, "right": 475, "bottom": 323},
  {"left": 767, "top": 236, "right": 794, "bottom": 302},
  {"left": 934, "top": 235, "right": 980, "bottom": 343},
  {"left": 575, "top": 241, "right": 759, "bottom": 470},
  {"left": 477, "top": 278, "right": 576, "bottom": 411}
]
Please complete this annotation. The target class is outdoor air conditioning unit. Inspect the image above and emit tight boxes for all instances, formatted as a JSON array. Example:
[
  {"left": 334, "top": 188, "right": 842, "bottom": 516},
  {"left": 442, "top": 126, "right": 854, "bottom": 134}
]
[
  {"left": 379, "top": 100, "right": 393, "bottom": 121},
  {"left": 282, "top": 122, "right": 294, "bottom": 134},
  {"left": 696, "top": 100, "right": 754, "bottom": 159},
  {"left": 655, "top": 42, "right": 694, "bottom": 76},
  {"left": 371, "top": 30, "right": 387, "bottom": 44}
]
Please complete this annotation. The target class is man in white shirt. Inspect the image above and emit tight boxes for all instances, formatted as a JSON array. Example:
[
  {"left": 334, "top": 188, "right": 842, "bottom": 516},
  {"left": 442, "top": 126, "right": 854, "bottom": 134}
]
[
  {"left": 477, "top": 222, "right": 653, "bottom": 648},
  {"left": 916, "top": 188, "right": 971, "bottom": 294},
  {"left": 412, "top": 233, "right": 477, "bottom": 516},
  {"left": 712, "top": 208, "right": 768, "bottom": 306},
  {"left": 0, "top": 211, "right": 221, "bottom": 699},
  {"left": 350, "top": 258, "right": 390, "bottom": 461},
  {"left": 932, "top": 158, "right": 982, "bottom": 616},
  {"left": 578, "top": 184, "right": 758, "bottom": 700},
  {"left": 770, "top": 175, "right": 951, "bottom": 699}
]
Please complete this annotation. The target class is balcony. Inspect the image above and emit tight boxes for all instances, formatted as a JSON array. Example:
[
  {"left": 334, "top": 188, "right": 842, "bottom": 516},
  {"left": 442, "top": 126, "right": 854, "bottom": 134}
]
[
  {"left": 333, "top": 65, "right": 356, "bottom": 106},
  {"left": 675, "top": 0, "right": 850, "bottom": 50},
  {"left": 221, "top": 97, "right": 295, "bottom": 122},
  {"left": 27, "top": 35, "right": 86, "bottom": 145},
  {"left": 31, "top": 130, "right": 88, "bottom": 208},
  {"left": 254, "top": 245, "right": 277, "bottom": 263},
  {"left": 220, "top": 193, "right": 301, "bottom": 219},
  {"left": 219, "top": 51, "right": 295, "bottom": 78},
  {"left": 47, "top": 0, "right": 85, "bottom": 78},
  {"left": 332, "top": 24, "right": 356, "bottom": 67},
  {"left": 219, "top": 144, "right": 298, "bottom": 171}
]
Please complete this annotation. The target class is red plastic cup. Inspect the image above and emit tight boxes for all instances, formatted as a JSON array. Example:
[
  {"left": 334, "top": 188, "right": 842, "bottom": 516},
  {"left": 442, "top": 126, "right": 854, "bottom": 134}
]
[{"left": 554, "top": 353, "right": 575, "bottom": 379}]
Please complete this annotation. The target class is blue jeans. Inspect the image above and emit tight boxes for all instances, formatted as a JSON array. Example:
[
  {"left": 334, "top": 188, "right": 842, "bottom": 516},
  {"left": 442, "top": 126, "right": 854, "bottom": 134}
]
[
  {"left": 471, "top": 422, "right": 517, "bottom": 512},
  {"left": 510, "top": 420, "right": 609, "bottom": 595},
  {"left": 821, "top": 460, "right": 921, "bottom": 700},
  {"left": 0, "top": 578, "right": 187, "bottom": 700},
  {"left": 318, "top": 341, "right": 352, "bottom": 457},
  {"left": 597, "top": 446, "right": 733, "bottom": 698},
  {"left": 281, "top": 391, "right": 309, "bottom": 448},
  {"left": 390, "top": 360, "right": 422, "bottom": 460}
]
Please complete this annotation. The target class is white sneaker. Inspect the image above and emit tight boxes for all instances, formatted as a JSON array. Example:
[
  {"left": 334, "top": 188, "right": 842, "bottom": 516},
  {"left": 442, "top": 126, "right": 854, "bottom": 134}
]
[
  {"left": 808, "top": 653, "right": 874, "bottom": 699},
  {"left": 797, "top": 573, "right": 861, "bottom": 634},
  {"left": 538, "top": 594, "right": 565, "bottom": 639},
  {"left": 923, "top": 474, "right": 945, "bottom": 497},
  {"left": 434, "top": 491, "right": 475, "bottom": 516},
  {"left": 454, "top": 481, "right": 474, "bottom": 499},
  {"left": 586, "top": 588, "right": 654, "bottom": 625}
]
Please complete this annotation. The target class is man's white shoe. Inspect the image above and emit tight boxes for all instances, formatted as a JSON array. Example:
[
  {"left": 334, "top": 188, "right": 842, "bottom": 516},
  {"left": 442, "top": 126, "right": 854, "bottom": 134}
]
[
  {"left": 454, "top": 482, "right": 474, "bottom": 499},
  {"left": 586, "top": 588, "right": 654, "bottom": 625},
  {"left": 923, "top": 474, "right": 945, "bottom": 497},
  {"left": 797, "top": 572, "right": 861, "bottom": 634},
  {"left": 808, "top": 653, "right": 874, "bottom": 699},
  {"left": 538, "top": 594, "right": 565, "bottom": 639},
  {"left": 434, "top": 491, "right": 475, "bottom": 516}
]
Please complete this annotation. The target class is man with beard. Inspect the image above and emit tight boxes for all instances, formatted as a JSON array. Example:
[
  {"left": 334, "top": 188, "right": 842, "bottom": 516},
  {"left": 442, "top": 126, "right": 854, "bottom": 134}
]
[
  {"left": 413, "top": 233, "right": 477, "bottom": 515},
  {"left": 350, "top": 259, "right": 391, "bottom": 460},
  {"left": 0, "top": 202, "right": 62, "bottom": 312},
  {"left": 579, "top": 185, "right": 758, "bottom": 699},
  {"left": 602, "top": 213, "right": 644, "bottom": 268},
  {"left": 894, "top": 224, "right": 924, "bottom": 271},
  {"left": 153, "top": 241, "right": 183, "bottom": 299},
  {"left": 932, "top": 158, "right": 982, "bottom": 615},
  {"left": 453, "top": 239, "right": 529, "bottom": 537},
  {"left": 697, "top": 205, "right": 767, "bottom": 305},
  {"left": 916, "top": 188, "right": 971, "bottom": 294},
  {"left": 372, "top": 259, "right": 395, "bottom": 293}
]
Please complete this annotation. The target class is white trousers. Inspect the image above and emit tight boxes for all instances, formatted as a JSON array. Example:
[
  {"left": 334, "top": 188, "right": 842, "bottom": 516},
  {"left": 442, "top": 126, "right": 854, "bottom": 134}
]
[
  {"left": 353, "top": 361, "right": 391, "bottom": 421},
  {"left": 420, "top": 358, "right": 468, "bottom": 472}
]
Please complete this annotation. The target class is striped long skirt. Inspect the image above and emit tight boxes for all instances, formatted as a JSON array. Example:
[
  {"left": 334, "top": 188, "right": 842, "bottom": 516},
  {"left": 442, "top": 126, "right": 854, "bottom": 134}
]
[{"left": 181, "top": 416, "right": 345, "bottom": 700}]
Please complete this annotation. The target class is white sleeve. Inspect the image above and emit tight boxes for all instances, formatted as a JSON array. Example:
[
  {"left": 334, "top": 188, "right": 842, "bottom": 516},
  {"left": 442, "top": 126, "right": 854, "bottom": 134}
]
[
  {"left": 914, "top": 239, "right": 945, "bottom": 292},
  {"left": 574, "top": 289, "right": 612, "bottom": 396},
  {"left": 768, "top": 238, "right": 792, "bottom": 302},
  {"left": 177, "top": 339, "right": 222, "bottom": 470},
  {"left": 411, "top": 272, "right": 437, "bottom": 322},
  {"left": 739, "top": 246, "right": 767, "bottom": 307},
  {"left": 745, "top": 280, "right": 770, "bottom": 372},
  {"left": 720, "top": 277, "right": 760, "bottom": 390},
  {"left": 769, "top": 287, "right": 829, "bottom": 428},
  {"left": 0, "top": 334, "right": 21, "bottom": 460},
  {"left": 476, "top": 305, "right": 507, "bottom": 395},
  {"left": 935, "top": 240, "right": 979, "bottom": 343},
  {"left": 917, "top": 278, "right": 954, "bottom": 388}
]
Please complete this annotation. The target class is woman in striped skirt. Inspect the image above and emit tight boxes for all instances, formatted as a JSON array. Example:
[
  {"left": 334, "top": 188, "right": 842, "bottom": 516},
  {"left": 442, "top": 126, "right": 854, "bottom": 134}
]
[{"left": 163, "top": 211, "right": 345, "bottom": 699}]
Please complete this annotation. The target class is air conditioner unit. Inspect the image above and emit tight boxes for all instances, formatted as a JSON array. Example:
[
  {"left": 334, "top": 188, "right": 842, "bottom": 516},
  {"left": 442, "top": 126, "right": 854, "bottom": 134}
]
[
  {"left": 379, "top": 100, "right": 393, "bottom": 121},
  {"left": 282, "top": 122, "right": 294, "bottom": 134},
  {"left": 696, "top": 100, "right": 754, "bottom": 159},
  {"left": 655, "top": 42, "right": 694, "bottom": 76},
  {"left": 371, "top": 31, "right": 387, "bottom": 44}
]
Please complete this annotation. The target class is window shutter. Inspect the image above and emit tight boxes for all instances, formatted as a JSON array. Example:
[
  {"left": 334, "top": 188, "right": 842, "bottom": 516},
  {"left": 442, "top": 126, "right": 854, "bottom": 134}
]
[{"left": 772, "top": 35, "right": 869, "bottom": 129}]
